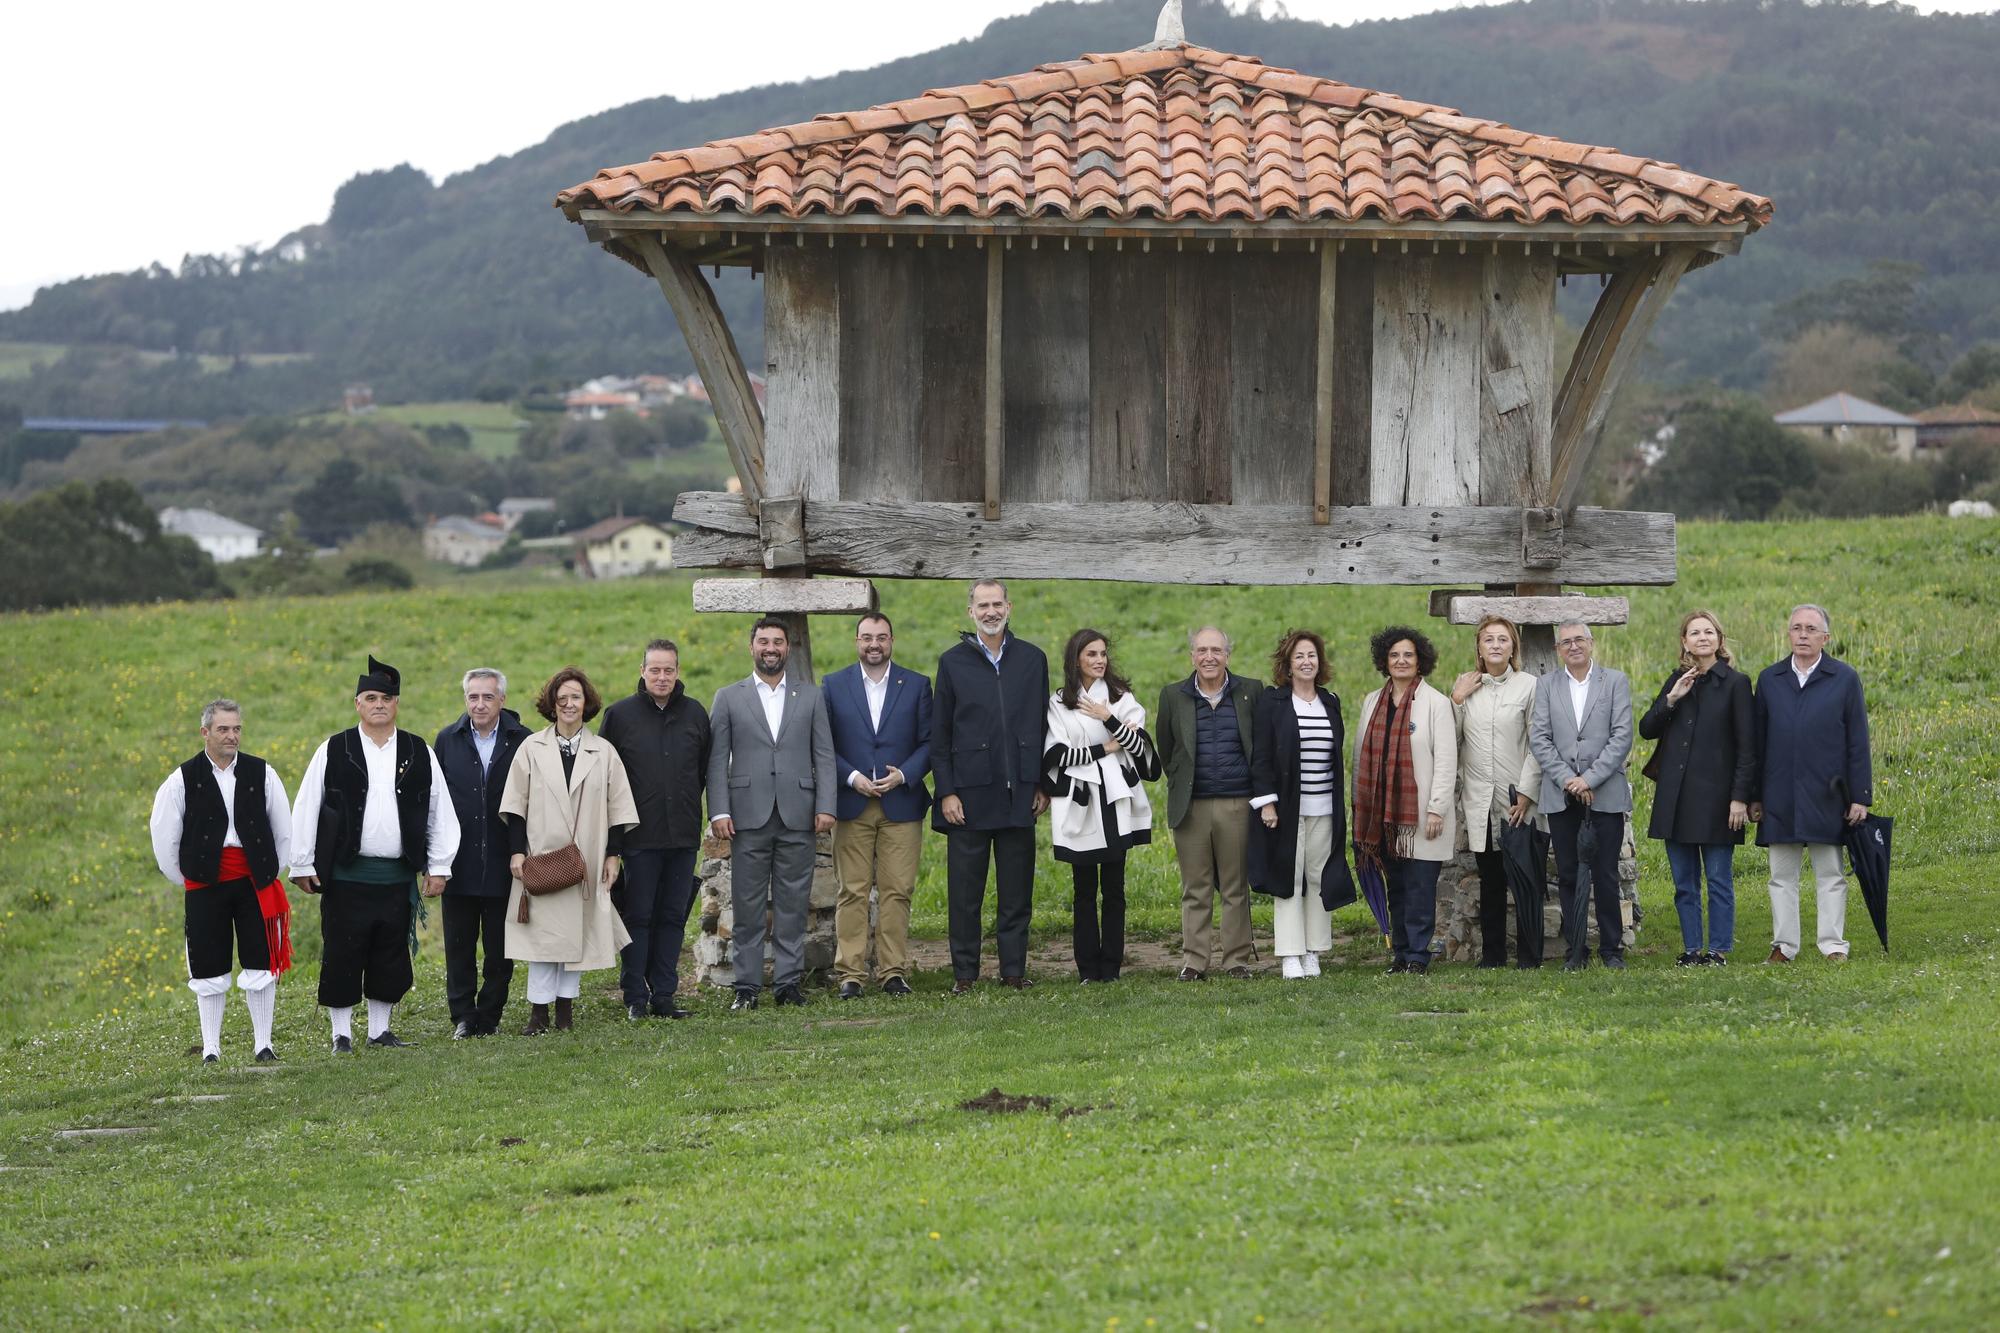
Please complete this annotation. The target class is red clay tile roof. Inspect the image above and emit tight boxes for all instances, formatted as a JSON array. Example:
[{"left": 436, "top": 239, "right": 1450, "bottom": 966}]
[{"left": 558, "top": 45, "right": 1770, "bottom": 230}]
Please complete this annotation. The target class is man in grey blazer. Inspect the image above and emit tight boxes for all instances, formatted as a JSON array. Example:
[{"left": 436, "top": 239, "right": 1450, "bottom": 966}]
[
  {"left": 1528, "top": 620, "right": 1635, "bottom": 971},
  {"left": 708, "top": 618, "right": 837, "bottom": 1009}
]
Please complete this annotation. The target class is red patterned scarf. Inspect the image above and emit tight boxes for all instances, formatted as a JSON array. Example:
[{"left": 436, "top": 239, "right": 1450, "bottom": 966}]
[{"left": 1352, "top": 687, "right": 1420, "bottom": 864}]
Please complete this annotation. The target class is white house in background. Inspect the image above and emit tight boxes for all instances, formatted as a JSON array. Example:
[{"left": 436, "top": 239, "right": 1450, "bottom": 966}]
[
  {"left": 423, "top": 515, "right": 509, "bottom": 567},
  {"left": 496, "top": 497, "right": 556, "bottom": 531},
  {"left": 1774, "top": 392, "right": 1921, "bottom": 460},
  {"left": 158, "top": 507, "right": 262, "bottom": 562},
  {"left": 571, "top": 516, "right": 673, "bottom": 579}
]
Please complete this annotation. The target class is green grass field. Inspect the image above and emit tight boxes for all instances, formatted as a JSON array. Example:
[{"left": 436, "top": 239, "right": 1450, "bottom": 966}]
[
  {"left": 0, "top": 341, "right": 68, "bottom": 380},
  {"left": 306, "top": 400, "right": 530, "bottom": 459},
  {"left": 2, "top": 515, "right": 1997, "bottom": 1328}
]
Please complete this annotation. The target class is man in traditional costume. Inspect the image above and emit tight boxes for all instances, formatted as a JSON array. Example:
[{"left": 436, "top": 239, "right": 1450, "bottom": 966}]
[
  {"left": 150, "top": 698, "right": 295, "bottom": 1063},
  {"left": 290, "top": 656, "right": 460, "bottom": 1052}
]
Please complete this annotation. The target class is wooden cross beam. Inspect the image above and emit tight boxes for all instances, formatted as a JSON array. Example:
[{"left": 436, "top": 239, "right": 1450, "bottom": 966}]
[{"left": 632, "top": 233, "right": 768, "bottom": 503}]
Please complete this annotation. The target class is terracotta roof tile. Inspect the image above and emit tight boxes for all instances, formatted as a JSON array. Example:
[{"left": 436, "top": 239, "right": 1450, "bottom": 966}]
[{"left": 560, "top": 46, "right": 1772, "bottom": 230}]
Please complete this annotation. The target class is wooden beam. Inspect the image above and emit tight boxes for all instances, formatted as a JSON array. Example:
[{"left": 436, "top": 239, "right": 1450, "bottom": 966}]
[
  {"left": 632, "top": 232, "right": 767, "bottom": 502},
  {"left": 669, "top": 492, "right": 1677, "bottom": 587},
  {"left": 984, "top": 243, "right": 1004, "bottom": 520},
  {"left": 692, "top": 577, "right": 877, "bottom": 615},
  {"left": 759, "top": 496, "right": 805, "bottom": 569},
  {"left": 1438, "top": 594, "right": 1629, "bottom": 626},
  {"left": 1548, "top": 245, "right": 1695, "bottom": 512},
  {"left": 1312, "top": 241, "right": 1336, "bottom": 523},
  {"left": 763, "top": 247, "right": 839, "bottom": 501}
]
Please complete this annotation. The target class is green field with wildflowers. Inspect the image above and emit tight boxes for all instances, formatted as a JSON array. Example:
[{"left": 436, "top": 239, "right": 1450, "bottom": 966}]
[{"left": 2, "top": 515, "right": 1998, "bottom": 1328}]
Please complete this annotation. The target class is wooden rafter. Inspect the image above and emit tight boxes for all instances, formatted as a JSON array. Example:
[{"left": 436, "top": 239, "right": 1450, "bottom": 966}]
[
  {"left": 631, "top": 232, "right": 767, "bottom": 502},
  {"left": 1311, "top": 242, "right": 1337, "bottom": 524}
]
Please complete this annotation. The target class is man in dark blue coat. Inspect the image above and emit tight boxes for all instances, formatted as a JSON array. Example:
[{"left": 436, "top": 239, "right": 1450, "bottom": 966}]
[
  {"left": 434, "top": 668, "right": 531, "bottom": 1037},
  {"left": 1751, "top": 603, "right": 1872, "bottom": 963},
  {"left": 824, "top": 611, "right": 932, "bottom": 999},
  {"left": 932, "top": 579, "right": 1049, "bottom": 993}
]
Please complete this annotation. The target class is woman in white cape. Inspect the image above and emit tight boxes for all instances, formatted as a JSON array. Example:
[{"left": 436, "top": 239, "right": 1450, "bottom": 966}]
[{"left": 1043, "top": 629, "right": 1161, "bottom": 983}]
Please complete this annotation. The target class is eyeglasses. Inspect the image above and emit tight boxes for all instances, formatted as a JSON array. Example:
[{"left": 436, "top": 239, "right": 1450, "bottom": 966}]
[{"left": 1557, "top": 636, "right": 1592, "bottom": 649}]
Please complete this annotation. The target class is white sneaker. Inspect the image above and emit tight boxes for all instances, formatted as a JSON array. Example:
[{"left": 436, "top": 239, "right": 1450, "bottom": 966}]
[
  {"left": 1281, "top": 955, "right": 1305, "bottom": 979},
  {"left": 1302, "top": 953, "right": 1322, "bottom": 977}
]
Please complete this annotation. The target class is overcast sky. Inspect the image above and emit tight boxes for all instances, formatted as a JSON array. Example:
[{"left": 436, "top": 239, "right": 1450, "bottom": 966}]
[{"left": 3, "top": 0, "right": 1993, "bottom": 311}]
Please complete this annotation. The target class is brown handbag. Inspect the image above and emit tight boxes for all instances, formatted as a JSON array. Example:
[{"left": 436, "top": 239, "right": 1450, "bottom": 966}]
[{"left": 515, "top": 844, "right": 585, "bottom": 923}]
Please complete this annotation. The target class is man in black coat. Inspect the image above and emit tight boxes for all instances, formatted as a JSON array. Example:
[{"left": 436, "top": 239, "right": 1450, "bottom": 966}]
[
  {"left": 434, "top": 668, "right": 531, "bottom": 1038},
  {"left": 599, "top": 638, "right": 712, "bottom": 1019},
  {"left": 932, "top": 579, "right": 1049, "bottom": 993}
]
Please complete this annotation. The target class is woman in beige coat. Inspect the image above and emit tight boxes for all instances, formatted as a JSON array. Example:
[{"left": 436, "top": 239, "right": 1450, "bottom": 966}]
[
  {"left": 1450, "top": 614, "right": 1544, "bottom": 968},
  {"left": 502, "top": 666, "right": 637, "bottom": 1034},
  {"left": 1352, "top": 626, "right": 1457, "bottom": 974}
]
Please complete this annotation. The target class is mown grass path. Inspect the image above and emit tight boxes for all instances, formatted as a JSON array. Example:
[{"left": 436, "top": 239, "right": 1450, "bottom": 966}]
[{"left": 2, "top": 515, "right": 1997, "bottom": 1327}]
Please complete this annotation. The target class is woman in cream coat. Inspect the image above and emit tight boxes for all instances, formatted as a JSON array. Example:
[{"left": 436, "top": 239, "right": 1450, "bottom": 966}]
[
  {"left": 502, "top": 666, "right": 638, "bottom": 1034},
  {"left": 1450, "top": 615, "right": 1544, "bottom": 968},
  {"left": 1352, "top": 626, "right": 1457, "bottom": 974}
]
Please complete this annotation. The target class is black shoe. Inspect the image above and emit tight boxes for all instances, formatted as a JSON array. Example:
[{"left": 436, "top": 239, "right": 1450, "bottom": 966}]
[
  {"left": 1516, "top": 960, "right": 1543, "bottom": 970},
  {"left": 1675, "top": 951, "right": 1700, "bottom": 967},
  {"left": 1563, "top": 960, "right": 1588, "bottom": 972},
  {"left": 1476, "top": 959, "right": 1506, "bottom": 969},
  {"left": 951, "top": 978, "right": 977, "bottom": 996},
  {"left": 652, "top": 1002, "right": 691, "bottom": 1019},
  {"left": 1078, "top": 976, "right": 1097, "bottom": 985},
  {"left": 332, "top": 1035, "right": 354, "bottom": 1054},
  {"left": 839, "top": 981, "right": 863, "bottom": 1001},
  {"left": 1407, "top": 960, "right": 1430, "bottom": 976},
  {"left": 453, "top": 1020, "right": 475, "bottom": 1040},
  {"left": 1704, "top": 951, "right": 1728, "bottom": 967},
  {"left": 202, "top": 1052, "right": 219, "bottom": 1065},
  {"left": 1000, "top": 975, "right": 1034, "bottom": 990},
  {"left": 1385, "top": 960, "right": 1409, "bottom": 975},
  {"left": 254, "top": 1047, "right": 279, "bottom": 1063},
  {"left": 731, "top": 991, "right": 759, "bottom": 1012},
  {"left": 1177, "top": 967, "right": 1206, "bottom": 982},
  {"left": 1224, "top": 965, "right": 1254, "bottom": 980},
  {"left": 881, "top": 976, "right": 913, "bottom": 997},
  {"left": 368, "top": 1031, "right": 415, "bottom": 1048},
  {"left": 1602, "top": 956, "right": 1627, "bottom": 971},
  {"left": 626, "top": 1003, "right": 648, "bottom": 1021},
  {"left": 774, "top": 984, "right": 807, "bottom": 1007}
]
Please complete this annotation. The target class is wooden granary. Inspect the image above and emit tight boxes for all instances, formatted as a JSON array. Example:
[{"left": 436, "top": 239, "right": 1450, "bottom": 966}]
[{"left": 556, "top": 14, "right": 1770, "bottom": 663}]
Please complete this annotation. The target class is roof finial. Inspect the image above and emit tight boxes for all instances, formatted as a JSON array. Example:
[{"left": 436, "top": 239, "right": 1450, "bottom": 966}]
[{"left": 1140, "top": 0, "right": 1185, "bottom": 51}]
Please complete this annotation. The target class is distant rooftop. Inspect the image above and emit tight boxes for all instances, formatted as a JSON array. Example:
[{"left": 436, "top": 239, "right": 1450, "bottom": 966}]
[
  {"left": 159, "top": 507, "right": 261, "bottom": 539},
  {"left": 1773, "top": 392, "right": 1918, "bottom": 428}
]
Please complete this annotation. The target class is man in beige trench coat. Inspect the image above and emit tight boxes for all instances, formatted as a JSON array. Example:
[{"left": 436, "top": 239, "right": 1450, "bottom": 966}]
[{"left": 500, "top": 667, "right": 639, "bottom": 1033}]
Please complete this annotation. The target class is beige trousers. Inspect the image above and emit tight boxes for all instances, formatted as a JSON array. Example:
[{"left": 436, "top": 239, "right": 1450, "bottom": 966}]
[
  {"left": 1767, "top": 842, "right": 1849, "bottom": 959},
  {"left": 832, "top": 799, "right": 923, "bottom": 983},
  {"left": 1272, "top": 814, "right": 1335, "bottom": 957},
  {"left": 1174, "top": 797, "right": 1256, "bottom": 972}
]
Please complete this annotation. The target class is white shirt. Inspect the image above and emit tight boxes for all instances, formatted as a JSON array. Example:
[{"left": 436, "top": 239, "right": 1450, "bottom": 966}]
[
  {"left": 1792, "top": 654, "right": 1822, "bottom": 689},
  {"left": 1566, "top": 667, "right": 1593, "bottom": 725},
  {"left": 860, "top": 663, "right": 892, "bottom": 731},
  {"left": 149, "top": 755, "right": 293, "bottom": 886},
  {"left": 753, "top": 674, "right": 788, "bottom": 741},
  {"left": 1196, "top": 677, "right": 1226, "bottom": 707},
  {"left": 289, "top": 729, "right": 461, "bottom": 878}
]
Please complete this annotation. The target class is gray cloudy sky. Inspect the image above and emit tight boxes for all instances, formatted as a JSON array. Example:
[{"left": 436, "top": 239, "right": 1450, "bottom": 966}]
[{"left": 2, "top": 0, "right": 1992, "bottom": 310}]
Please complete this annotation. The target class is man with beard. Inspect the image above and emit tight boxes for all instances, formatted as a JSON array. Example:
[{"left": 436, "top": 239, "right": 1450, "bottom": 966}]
[
  {"left": 707, "top": 620, "right": 836, "bottom": 1010},
  {"left": 291, "top": 656, "right": 460, "bottom": 1051},
  {"left": 434, "top": 668, "right": 531, "bottom": 1038},
  {"left": 599, "top": 638, "right": 712, "bottom": 1019},
  {"left": 149, "top": 698, "right": 294, "bottom": 1063},
  {"left": 932, "top": 580, "right": 1050, "bottom": 993}
]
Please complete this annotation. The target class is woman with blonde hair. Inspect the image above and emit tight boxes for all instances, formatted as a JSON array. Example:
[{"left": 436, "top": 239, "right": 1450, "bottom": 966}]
[
  {"left": 1637, "top": 609, "right": 1755, "bottom": 965},
  {"left": 1450, "top": 615, "right": 1544, "bottom": 967}
]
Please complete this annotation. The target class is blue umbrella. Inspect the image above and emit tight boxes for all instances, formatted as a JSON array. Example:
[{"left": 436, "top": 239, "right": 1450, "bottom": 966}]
[{"left": 1354, "top": 850, "right": 1392, "bottom": 947}]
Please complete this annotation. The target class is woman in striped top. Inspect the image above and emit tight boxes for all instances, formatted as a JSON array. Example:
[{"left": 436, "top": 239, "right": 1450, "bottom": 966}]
[
  {"left": 1354, "top": 626, "right": 1459, "bottom": 974},
  {"left": 1043, "top": 629, "right": 1160, "bottom": 983},
  {"left": 1248, "top": 628, "right": 1356, "bottom": 979}
]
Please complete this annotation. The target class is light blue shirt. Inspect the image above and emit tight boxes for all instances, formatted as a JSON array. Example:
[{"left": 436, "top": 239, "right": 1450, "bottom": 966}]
[
  {"left": 978, "top": 635, "right": 1007, "bottom": 671},
  {"left": 471, "top": 722, "right": 499, "bottom": 775}
]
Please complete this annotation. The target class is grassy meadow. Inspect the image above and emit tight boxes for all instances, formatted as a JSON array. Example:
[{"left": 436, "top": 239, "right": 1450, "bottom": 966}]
[{"left": 2, "top": 514, "right": 1998, "bottom": 1328}]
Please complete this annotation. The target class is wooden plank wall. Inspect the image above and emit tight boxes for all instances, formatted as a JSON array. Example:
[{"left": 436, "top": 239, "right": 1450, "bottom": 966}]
[{"left": 795, "top": 244, "right": 1552, "bottom": 512}]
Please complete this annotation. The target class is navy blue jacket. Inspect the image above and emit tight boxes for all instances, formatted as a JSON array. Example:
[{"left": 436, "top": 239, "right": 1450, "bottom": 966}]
[
  {"left": 434, "top": 709, "right": 532, "bottom": 898},
  {"left": 931, "top": 631, "right": 1050, "bottom": 831},
  {"left": 1753, "top": 654, "right": 1872, "bottom": 847},
  {"left": 823, "top": 661, "right": 933, "bottom": 824}
]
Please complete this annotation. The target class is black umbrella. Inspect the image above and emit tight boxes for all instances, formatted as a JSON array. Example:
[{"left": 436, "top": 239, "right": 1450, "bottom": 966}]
[
  {"left": 1841, "top": 813, "right": 1893, "bottom": 953},
  {"left": 1498, "top": 816, "right": 1549, "bottom": 968},
  {"left": 1565, "top": 816, "right": 1600, "bottom": 965}
]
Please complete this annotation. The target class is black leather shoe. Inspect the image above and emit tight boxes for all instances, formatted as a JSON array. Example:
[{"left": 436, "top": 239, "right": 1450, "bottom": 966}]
[
  {"left": 368, "top": 1031, "right": 415, "bottom": 1048},
  {"left": 1675, "top": 951, "right": 1700, "bottom": 967},
  {"left": 1602, "top": 956, "right": 1627, "bottom": 971},
  {"left": 1385, "top": 960, "right": 1409, "bottom": 975},
  {"left": 331, "top": 1036, "right": 354, "bottom": 1054},
  {"left": 951, "top": 978, "right": 977, "bottom": 996},
  {"left": 1225, "top": 965, "right": 1255, "bottom": 980},
  {"left": 839, "top": 981, "right": 863, "bottom": 1001},
  {"left": 254, "top": 1047, "right": 279, "bottom": 1063},
  {"left": 202, "top": 1053, "right": 219, "bottom": 1064},
  {"left": 1704, "top": 951, "right": 1728, "bottom": 967},
  {"left": 881, "top": 976, "right": 913, "bottom": 997},
  {"left": 652, "top": 1002, "right": 691, "bottom": 1019},
  {"left": 1000, "top": 975, "right": 1034, "bottom": 990},
  {"left": 453, "top": 1020, "right": 475, "bottom": 1040},
  {"left": 730, "top": 991, "right": 759, "bottom": 1012},
  {"left": 1476, "top": 959, "right": 1506, "bottom": 969},
  {"left": 626, "top": 1004, "right": 647, "bottom": 1021},
  {"left": 774, "top": 984, "right": 807, "bottom": 1007},
  {"left": 1177, "top": 967, "right": 1205, "bottom": 982},
  {"left": 1563, "top": 960, "right": 1588, "bottom": 972},
  {"left": 1407, "top": 960, "right": 1430, "bottom": 975}
]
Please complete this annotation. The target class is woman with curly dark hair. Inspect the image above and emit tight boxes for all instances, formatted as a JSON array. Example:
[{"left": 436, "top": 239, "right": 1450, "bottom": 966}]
[
  {"left": 1247, "top": 628, "right": 1356, "bottom": 979},
  {"left": 1044, "top": 629, "right": 1160, "bottom": 982},
  {"left": 501, "top": 666, "right": 638, "bottom": 1034},
  {"left": 1353, "top": 626, "right": 1457, "bottom": 974}
]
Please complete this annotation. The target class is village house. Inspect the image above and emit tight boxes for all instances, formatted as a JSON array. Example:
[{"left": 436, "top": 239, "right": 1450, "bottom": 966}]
[
  {"left": 1774, "top": 392, "right": 1920, "bottom": 460},
  {"left": 496, "top": 496, "right": 557, "bottom": 531},
  {"left": 571, "top": 516, "right": 673, "bottom": 579},
  {"left": 423, "top": 514, "right": 509, "bottom": 567},
  {"left": 158, "top": 506, "right": 261, "bottom": 562},
  {"left": 1915, "top": 402, "right": 2000, "bottom": 455}
]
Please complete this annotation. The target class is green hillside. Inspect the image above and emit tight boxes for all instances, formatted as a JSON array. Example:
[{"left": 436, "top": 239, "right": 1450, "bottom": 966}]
[{"left": 4, "top": 0, "right": 1999, "bottom": 417}]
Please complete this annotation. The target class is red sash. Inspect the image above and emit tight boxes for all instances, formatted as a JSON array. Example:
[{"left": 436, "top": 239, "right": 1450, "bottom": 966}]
[{"left": 185, "top": 847, "right": 294, "bottom": 976}]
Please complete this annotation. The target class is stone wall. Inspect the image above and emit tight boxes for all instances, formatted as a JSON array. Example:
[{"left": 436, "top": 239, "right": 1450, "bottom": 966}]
[{"left": 693, "top": 831, "right": 841, "bottom": 988}]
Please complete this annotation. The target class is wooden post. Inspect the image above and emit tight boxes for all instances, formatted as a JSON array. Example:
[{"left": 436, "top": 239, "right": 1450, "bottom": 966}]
[
  {"left": 984, "top": 243, "right": 1004, "bottom": 520},
  {"left": 1312, "top": 242, "right": 1337, "bottom": 523}
]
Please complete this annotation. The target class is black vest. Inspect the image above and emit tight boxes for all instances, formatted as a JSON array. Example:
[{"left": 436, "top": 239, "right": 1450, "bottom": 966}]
[
  {"left": 318, "top": 728, "right": 433, "bottom": 871},
  {"left": 1191, "top": 691, "right": 1252, "bottom": 798},
  {"left": 178, "top": 752, "right": 281, "bottom": 886}
]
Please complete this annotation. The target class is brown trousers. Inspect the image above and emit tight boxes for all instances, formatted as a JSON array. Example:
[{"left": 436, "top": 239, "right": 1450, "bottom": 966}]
[
  {"left": 1175, "top": 797, "right": 1256, "bottom": 972},
  {"left": 832, "top": 799, "right": 923, "bottom": 983}
]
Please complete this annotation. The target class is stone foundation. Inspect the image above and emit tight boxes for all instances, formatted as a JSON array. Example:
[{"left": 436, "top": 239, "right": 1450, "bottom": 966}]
[
  {"left": 1428, "top": 815, "right": 1642, "bottom": 963},
  {"left": 693, "top": 831, "right": 841, "bottom": 988}
]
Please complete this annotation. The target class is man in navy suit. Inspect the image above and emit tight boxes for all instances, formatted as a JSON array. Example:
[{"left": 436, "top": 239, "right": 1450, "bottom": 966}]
[{"left": 823, "top": 611, "right": 932, "bottom": 998}]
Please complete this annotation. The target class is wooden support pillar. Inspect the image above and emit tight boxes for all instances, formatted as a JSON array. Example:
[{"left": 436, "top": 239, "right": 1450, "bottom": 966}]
[
  {"left": 1311, "top": 241, "right": 1337, "bottom": 523},
  {"left": 983, "top": 243, "right": 1004, "bottom": 521}
]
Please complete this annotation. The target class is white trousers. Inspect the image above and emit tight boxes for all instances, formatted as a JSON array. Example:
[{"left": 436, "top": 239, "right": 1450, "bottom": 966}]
[
  {"left": 526, "top": 961, "right": 583, "bottom": 1004},
  {"left": 1272, "top": 814, "right": 1334, "bottom": 958},
  {"left": 1768, "top": 842, "right": 1848, "bottom": 959}
]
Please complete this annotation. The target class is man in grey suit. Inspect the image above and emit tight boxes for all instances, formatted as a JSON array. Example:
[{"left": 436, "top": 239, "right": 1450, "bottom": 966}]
[
  {"left": 708, "top": 618, "right": 837, "bottom": 1009},
  {"left": 1528, "top": 620, "right": 1635, "bottom": 971}
]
